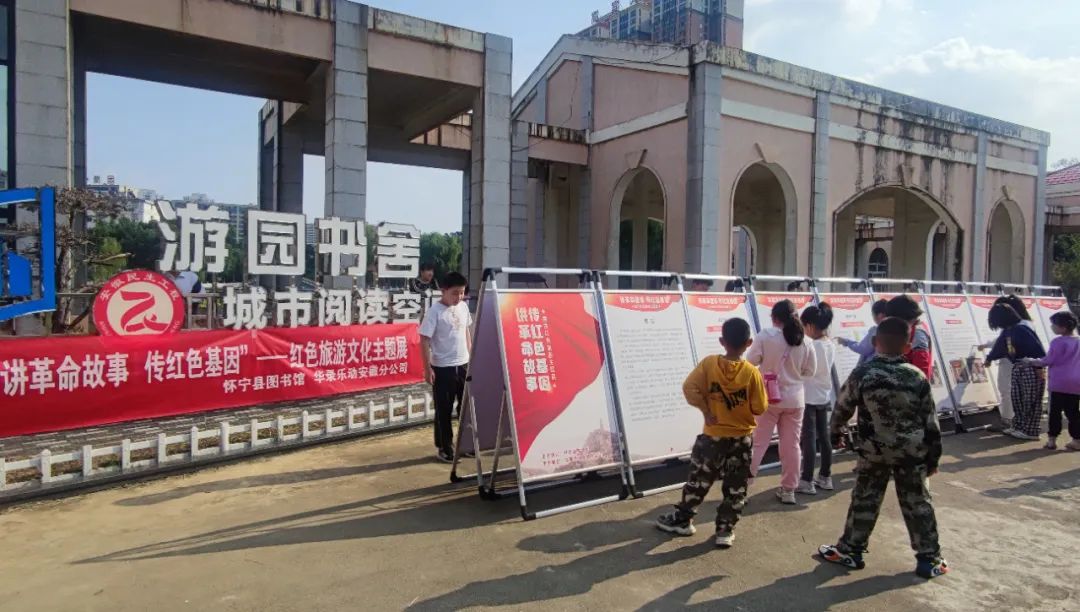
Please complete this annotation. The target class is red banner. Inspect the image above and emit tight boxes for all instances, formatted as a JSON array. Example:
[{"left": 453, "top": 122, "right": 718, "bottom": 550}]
[
  {"left": 0, "top": 324, "right": 423, "bottom": 437},
  {"left": 498, "top": 292, "right": 619, "bottom": 478}
]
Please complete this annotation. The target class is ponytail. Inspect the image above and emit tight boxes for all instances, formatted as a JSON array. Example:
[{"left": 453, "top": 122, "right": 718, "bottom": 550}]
[
  {"left": 800, "top": 302, "right": 834, "bottom": 333},
  {"left": 771, "top": 299, "right": 805, "bottom": 346}
]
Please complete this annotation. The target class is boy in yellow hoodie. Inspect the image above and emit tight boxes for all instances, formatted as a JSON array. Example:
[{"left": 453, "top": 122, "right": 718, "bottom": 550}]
[{"left": 656, "top": 317, "right": 769, "bottom": 548}]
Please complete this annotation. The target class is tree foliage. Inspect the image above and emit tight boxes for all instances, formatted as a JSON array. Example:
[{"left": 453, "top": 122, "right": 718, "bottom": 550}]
[
  {"left": 1053, "top": 234, "right": 1080, "bottom": 303},
  {"left": 88, "top": 217, "right": 160, "bottom": 273},
  {"left": 1051, "top": 157, "right": 1080, "bottom": 171},
  {"left": 420, "top": 231, "right": 462, "bottom": 281}
]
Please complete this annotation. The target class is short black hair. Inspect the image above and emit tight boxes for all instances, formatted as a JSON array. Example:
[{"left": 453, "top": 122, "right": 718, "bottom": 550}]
[
  {"left": 988, "top": 303, "right": 1022, "bottom": 330},
  {"left": 419, "top": 262, "right": 435, "bottom": 272},
  {"left": 801, "top": 303, "right": 834, "bottom": 331},
  {"left": 691, "top": 279, "right": 714, "bottom": 288},
  {"left": 875, "top": 317, "right": 911, "bottom": 354},
  {"left": 442, "top": 271, "right": 468, "bottom": 289},
  {"left": 871, "top": 299, "right": 889, "bottom": 317},
  {"left": 721, "top": 317, "right": 752, "bottom": 348},
  {"left": 1051, "top": 311, "right": 1078, "bottom": 332},
  {"left": 885, "top": 294, "right": 923, "bottom": 322}
]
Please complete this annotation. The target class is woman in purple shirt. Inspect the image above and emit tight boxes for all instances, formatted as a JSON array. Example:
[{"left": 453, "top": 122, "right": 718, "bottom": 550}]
[{"left": 1026, "top": 311, "right": 1080, "bottom": 451}]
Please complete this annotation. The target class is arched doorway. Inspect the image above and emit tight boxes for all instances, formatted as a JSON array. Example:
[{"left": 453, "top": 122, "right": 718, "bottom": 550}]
[
  {"left": 867, "top": 247, "right": 889, "bottom": 278},
  {"left": 987, "top": 199, "right": 1025, "bottom": 283},
  {"left": 608, "top": 167, "right": 666, "bottom": 286},
  {"left": 731, "top": 162, "right": 796, "bottom": 276},
  {"left": 833, "top": 185, "right": 960, "bottom": 280},
  {"left": 732, "top": 225, "right": 757, "bottom": 277}
]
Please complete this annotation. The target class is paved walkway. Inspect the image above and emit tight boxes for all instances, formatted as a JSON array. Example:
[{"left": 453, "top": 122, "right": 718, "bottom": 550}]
[{"left": 0, "top": 428, "right": 1077, "bottom": 611}]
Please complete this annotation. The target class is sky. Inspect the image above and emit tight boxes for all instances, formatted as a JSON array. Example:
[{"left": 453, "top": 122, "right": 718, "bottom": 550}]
[{"left": 87, "top": 0, "right": 1080, "bottom": 233}]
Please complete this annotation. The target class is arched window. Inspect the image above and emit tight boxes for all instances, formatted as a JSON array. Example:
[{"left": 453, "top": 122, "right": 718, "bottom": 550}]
[{"left": 868, "top": 248, "right": 889, "bottom": 278}]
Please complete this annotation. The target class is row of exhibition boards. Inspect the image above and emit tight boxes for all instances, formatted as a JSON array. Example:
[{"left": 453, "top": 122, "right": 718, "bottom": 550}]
[{"left": 451, "top": 269, "right": 1071, "bottom": 519}]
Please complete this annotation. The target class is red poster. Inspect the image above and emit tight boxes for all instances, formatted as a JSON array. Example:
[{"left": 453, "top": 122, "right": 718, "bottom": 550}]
[
  {"left": 498, "top": 292, "right": 619, "bottom": 480},
  {"left": 0, "top": 324, "right": 422, "bottom": 437}
]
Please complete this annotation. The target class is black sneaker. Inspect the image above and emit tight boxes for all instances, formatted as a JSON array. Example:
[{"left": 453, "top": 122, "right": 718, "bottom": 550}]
[
  {"left": 655, "top": 509, "right": 696, "bottom": 536},
  {"left": 435, "top": 450, "right": 454, "bottom": 463},
  {"left": 915, "top": 557, "right": 949, "bottom": 579},
  {"left": 818, "top": 544, "right": 865, "bottom": 569}
]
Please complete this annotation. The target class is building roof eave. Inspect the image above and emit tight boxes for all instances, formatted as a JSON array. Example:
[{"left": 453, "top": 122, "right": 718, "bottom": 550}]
[
  {"left": 512, "top": 35, "right": 688, "bottom": 117},
  {"left": 696, "top": 44, "right": 1050, "bottom": 147}
]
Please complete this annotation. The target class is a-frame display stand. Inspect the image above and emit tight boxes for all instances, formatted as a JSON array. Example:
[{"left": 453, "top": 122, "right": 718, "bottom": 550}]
[{"left": 450, "top": 268, "right": 629, "bottom": 520}]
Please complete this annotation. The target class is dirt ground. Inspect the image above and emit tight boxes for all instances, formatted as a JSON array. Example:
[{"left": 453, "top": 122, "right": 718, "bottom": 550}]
[{"left": 0, "top": 427, "right": 1077, "bottom": 611}]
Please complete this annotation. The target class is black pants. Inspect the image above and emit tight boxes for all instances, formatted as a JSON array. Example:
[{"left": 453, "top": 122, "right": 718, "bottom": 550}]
[
  {"left": 801, "top": 403, "right": 832, "bottom": 482},
  {"left": 1048, "top": 391, "right": 1080, "bottom": 439},
  {"left": 433, "top": 365, "right": 466, "bottom": 454}
]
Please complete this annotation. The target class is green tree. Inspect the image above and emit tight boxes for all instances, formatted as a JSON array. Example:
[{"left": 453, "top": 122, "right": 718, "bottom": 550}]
[
  {"left": 1053, "top": 234, "right": 1080, "bottom": 303},
  {"left": 221, "top": 237, "right": 245, "bottom": 283},
  {"left": 88, "top": 217, "right": 160, "bottom": 272},
  {"left": 420, "top": 231, "right": 462, "bottom": 280},
  {"left": 91, "top": 236, "right": 124, "bottom": 282}
]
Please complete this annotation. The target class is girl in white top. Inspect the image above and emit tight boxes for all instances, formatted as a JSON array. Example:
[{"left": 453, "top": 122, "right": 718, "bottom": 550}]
[
  {"left": 799, "top": 303, "right": 837, "bottom": 496},
  {"left": 746, "top": 299, "right": 817, "bottom": 504}
]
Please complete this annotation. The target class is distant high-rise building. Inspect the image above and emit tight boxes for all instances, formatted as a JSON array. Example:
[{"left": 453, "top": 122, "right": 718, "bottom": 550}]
[
  {"left": 171, "top": 199, "right": 251, "bottom": 245},
  {"left": 579, "top": 0, "right": 743, "bottom": 48},
  {"left": 86, "top": 175, "right": 137, "bottom": 199}
]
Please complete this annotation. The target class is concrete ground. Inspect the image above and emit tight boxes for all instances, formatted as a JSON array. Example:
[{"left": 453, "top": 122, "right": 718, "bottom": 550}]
[{"left": 0, "top": 428, "right": 1076, "bottom": 612}]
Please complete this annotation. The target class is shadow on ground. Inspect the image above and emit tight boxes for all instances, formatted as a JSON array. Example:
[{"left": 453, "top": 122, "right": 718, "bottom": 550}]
[
  {"left": 635, "top": 565, "right": 923, "bottom": 611},
  {"left": 113, "top": 457, "right": 434, "bottom": 507},
  {"left": 80, "top": 481, "right": 511, "bottom": 563},
  {"left": 406, "top": 508, "right": 711, "bottom": 611},
  {"left": 980, "top": 466, "right": 1080, "bottom": 501}
]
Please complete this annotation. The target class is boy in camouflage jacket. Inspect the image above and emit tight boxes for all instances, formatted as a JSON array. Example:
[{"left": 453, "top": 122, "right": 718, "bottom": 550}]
[{"left": 817, "top": 317, "right": 950, "bottom": 579}]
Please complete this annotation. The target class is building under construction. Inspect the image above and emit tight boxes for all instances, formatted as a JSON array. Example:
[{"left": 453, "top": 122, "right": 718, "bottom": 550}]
[{"left": 579, "top": 0, "right": 744, "bottom": 47}]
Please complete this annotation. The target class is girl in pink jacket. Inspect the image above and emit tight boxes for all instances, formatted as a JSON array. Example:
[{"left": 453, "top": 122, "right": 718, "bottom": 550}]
[{"left": 747, "top": 299, "right": 818, "bottom": 504}]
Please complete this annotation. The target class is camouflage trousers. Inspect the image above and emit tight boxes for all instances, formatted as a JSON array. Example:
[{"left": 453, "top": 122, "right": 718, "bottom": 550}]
[
  {"left": 837, "top": 458, "right": 942, "bottom": 561},
  {"left": 677, "top": 434, "right": 753, "bottom": 531}
]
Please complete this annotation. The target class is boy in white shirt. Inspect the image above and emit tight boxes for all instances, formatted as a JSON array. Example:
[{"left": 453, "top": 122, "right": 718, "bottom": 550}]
[
  {"left": 418, "top": 272, "right": 472, "bottom": 463},
  {"left": 799, "top": 303, "right": 837, "bottom": 495}
]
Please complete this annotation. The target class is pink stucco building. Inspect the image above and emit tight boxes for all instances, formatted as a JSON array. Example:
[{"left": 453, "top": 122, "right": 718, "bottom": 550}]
[{"left": 510, "top": 1, "right": 1050, "bottom": 285}]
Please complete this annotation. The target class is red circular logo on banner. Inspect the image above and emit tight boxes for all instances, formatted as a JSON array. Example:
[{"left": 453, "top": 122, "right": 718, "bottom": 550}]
[{"left": 93, "top": 270, "right": 185, "bottom": 337}]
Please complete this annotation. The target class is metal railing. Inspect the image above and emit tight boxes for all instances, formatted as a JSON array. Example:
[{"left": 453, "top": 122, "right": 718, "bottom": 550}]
[{"left": 0, "top": 392, "right": 433, "bottom": 502}]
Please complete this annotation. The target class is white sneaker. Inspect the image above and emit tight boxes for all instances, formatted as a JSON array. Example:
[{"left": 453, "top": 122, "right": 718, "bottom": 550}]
[
  {"left": 796, "top": 480, "right": 817, "bottom": 495},
  {"left": 776, "top": 488, "right": 797, "bottom": 504},
  {"left": 715, "top": 530, "right": 735, "bottom": 548},
  {"left": 814, "top": 476, "right": 835, "bottom": 491},
  {"left": 1043, "top": 438, "right": 1058, "bottom": 450},
  {"left": 1065, "top": 439, "right": 1080, "bottom": 452}
]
